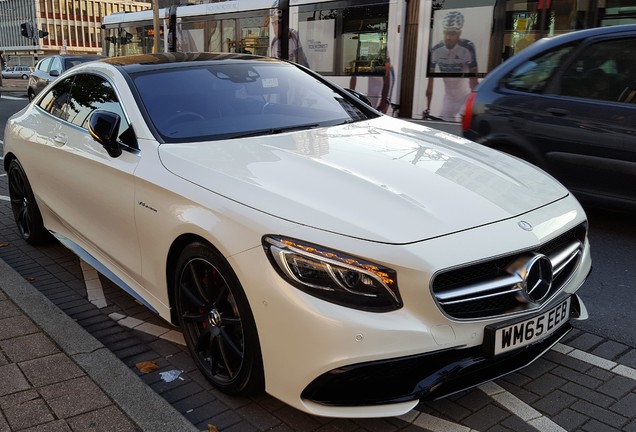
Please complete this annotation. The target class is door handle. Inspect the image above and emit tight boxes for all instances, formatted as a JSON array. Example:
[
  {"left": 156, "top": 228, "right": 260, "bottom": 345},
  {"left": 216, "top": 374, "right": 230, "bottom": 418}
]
[
  {"left": 546, "top": 108, "right": 569, "bottom": 117},
  {"left": 53, "top": 134, "right": 67, "bottom": 145}
]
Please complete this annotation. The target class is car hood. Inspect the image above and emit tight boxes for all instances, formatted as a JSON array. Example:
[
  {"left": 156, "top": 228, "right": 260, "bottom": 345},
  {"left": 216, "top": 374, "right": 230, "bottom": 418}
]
[{"left": 158, "top": 117, "right": 568, "bottom": 244}]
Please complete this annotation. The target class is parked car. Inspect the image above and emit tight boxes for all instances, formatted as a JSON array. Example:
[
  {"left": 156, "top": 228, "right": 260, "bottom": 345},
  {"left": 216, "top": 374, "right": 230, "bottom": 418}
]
[
  {"left": 2, "top": 65, "right": 33, "bottom": 79},
  {"left": 27, "top": 54, "right": 103, "bottom": 100},
  {"left": 463, "top": 24, "right": 636, "bottom": 211},
  {"left": 4, "top": 52, "right": 591, "bottom": 418}
]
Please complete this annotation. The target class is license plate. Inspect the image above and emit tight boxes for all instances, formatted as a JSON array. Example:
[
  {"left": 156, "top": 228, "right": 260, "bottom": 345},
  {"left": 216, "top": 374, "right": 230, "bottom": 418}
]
[{"left": 490, "top": 297, "right": 571, "bottom": 356}]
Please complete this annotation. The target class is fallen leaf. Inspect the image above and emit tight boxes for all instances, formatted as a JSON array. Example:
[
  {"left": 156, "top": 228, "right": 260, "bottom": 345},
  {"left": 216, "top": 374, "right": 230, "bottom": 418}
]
[
  {"left": 135, "top": 360, "right": 158, "bottom": 374},
  {"left": 207, "top": 425, "right": 219, "bottom": 432},
  {"left": 0, "top": 242, "right": 10, "bottom": 247}
]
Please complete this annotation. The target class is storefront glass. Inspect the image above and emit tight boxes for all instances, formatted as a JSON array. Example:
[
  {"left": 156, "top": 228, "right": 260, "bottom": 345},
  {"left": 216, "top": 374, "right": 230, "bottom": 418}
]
[
  {"left": 297, "top": 1, "right": 389, "bottom": 76},
  {"left": 503, "top": 0, "right": 592, "bottom": 59},
  {"left": 295, "top": 0, "right": 393, "bottom": 112},
  {"left": 600, "top": 0, "right": 636, "bottom": 25},
  {"left": 102, "top": 25, "right": 155, "bottom": 57},
  {"left": 178, "top": 14, "right": 269, "bottom": 55},
  {"left": 103, "top": 10, "right": 272, "bottom": 58}
]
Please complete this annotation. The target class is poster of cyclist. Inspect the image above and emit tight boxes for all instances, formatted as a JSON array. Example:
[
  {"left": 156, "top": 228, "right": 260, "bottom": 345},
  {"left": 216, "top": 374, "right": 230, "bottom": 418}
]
[{"left": 425, "top": 6, "right": 493, "bottom": 122}]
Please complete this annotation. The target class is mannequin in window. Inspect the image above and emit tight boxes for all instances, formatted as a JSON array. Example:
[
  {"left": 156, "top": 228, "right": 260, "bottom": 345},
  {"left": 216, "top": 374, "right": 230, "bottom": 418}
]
[
  {"left": 267, "top": 14, "right": 309, "bottom": 67},
  {"left": 348, "top": 56, "right": 394, "bottom": 114}
]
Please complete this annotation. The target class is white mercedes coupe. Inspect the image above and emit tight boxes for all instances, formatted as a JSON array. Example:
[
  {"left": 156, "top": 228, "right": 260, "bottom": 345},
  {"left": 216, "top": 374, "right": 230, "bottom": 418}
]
[{"left": 3, "top": 53, "right": 591, "bottom": 418}]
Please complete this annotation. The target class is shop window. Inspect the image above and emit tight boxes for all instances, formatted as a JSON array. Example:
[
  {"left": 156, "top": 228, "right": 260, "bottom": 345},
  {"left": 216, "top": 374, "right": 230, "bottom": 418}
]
[
  {"left": 178, "top": 13, "right": 268, "bottom": 55},
  {"left": 207, "top": 19, "right": 237, "bottom": 53},
  {"left": 503, "top": 0, "right": 591, "bottom": 59},
  {"left": 344, "top": 32, "right": 388, "bottom": 76},
  {"left": 104, "top": 26, "right": 153, "bottom": 57},
  {"left": 600, "top": 0, "right": 636, "bottom": 25},
  {"left": 238, "top": 16, "right": 269, "bottom": 55},
  {"left": 297, "top": 2, "right": 389, "bottom": 75},
  {"left": 177, "top": 19, "right": 207, "bottom": 52}
]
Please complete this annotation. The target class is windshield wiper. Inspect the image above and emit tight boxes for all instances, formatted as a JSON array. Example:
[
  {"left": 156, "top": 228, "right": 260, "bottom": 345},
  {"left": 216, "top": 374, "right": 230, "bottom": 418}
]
[{"left": 229, "top": 123, "right": 320, "bottom": 139}]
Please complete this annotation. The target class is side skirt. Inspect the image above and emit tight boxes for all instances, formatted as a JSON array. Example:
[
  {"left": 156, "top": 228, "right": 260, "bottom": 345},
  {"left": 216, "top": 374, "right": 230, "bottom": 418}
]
[{"left": 51, "top": 231, "right": 159, "bottom": 315}]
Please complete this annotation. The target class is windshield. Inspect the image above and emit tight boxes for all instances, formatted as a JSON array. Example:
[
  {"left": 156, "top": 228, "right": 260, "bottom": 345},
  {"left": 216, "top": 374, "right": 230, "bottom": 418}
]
[{"left": 132, "top": 62, "right": 374, "bottom": 142}]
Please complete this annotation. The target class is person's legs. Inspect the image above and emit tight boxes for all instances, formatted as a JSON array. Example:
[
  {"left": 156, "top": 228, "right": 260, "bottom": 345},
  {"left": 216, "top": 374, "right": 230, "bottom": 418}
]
[{"left": 440, "top": 91, "right": 469, "bottom": 122}]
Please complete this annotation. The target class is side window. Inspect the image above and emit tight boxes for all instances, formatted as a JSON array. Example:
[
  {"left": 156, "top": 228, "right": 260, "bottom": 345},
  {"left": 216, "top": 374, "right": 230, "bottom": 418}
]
[
  {"left": 66, "top": 74, "right": 132, "bottom": 144},
  {"left": 49, "top": 57, "right": 63, "bottom": 74},
  {"left": 65, "top": 59, "right": 81, "bottom": 70},
  {"left": 502, "top": 45, "right": 574, "bottom": 93},
  {"left": 559, "top": 37, "right": 636, "bottom": 103},
  {"left": 37, "top": 57, "right": 52, "bottom": 72},
  {"left": 38, "top": 77, "right": 74, "bottom": 120}
]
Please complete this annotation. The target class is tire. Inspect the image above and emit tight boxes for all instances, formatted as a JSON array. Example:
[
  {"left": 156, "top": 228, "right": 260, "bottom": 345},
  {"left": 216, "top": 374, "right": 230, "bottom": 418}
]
[
  {"left": 7, "top": 159, "right": 51, "bottom": 245},
  {"left": 21, "top": 74, "right": 29, "bottom": 80},
  {"left": 175, "top": 241, "right": 264, "bottom": 395},
  {"left": 28, "top": 89, "right": 36, "bottom": 101}
]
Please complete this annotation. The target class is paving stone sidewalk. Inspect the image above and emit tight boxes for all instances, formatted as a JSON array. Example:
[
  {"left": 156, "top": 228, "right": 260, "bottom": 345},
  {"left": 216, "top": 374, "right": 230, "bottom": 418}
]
[{"left": 0, "top": 258, "right": 197, "bottom": 432}]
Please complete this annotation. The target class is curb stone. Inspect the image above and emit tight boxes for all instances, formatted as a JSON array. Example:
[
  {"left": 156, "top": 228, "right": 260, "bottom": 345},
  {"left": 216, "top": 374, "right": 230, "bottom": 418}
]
[{"left": 0, "top": 257, "right": 198, "bottom": 432}]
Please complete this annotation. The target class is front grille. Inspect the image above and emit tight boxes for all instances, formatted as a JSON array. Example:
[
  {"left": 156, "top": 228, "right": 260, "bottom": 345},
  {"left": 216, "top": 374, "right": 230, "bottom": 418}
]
[{"left": 431, "top": 223, "right": 587, "bottom": 319}]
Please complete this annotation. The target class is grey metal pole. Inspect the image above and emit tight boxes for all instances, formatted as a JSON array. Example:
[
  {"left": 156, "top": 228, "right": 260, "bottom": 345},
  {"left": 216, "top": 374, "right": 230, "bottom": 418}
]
[{"left": 153, "top": 0, "right": 160, "bottom": 53}]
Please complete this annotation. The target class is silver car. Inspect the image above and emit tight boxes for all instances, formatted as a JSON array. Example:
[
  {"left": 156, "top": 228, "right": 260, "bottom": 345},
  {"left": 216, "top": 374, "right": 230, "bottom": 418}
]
[
  {"left": 27, "top": 54, "right": 102, "bottom": 100},
  {"left": 2, "top": 65, "right": 33, "bottom": 79}
]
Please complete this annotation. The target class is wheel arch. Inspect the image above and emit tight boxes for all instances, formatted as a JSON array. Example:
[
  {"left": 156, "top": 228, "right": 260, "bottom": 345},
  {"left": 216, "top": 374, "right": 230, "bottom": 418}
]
[
  {"left": 3, "top": 152, "right": 17, "bottom": 172},
  {"left": 166, "top": 232, "right": 266, "bottom": 394},
  {"left": 165, "top": 232, "right": 242, "bottom": 326},
  {"left": 481, "top": 133, "right": 546, "bottom": 168},
  {"left": 165, "top": 233, "right": 210, "bottom": 325}
]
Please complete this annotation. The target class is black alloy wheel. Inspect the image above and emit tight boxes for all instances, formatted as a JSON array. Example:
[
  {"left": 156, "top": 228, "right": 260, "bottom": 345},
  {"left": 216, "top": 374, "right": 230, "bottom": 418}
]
[
  {"left": 7, "top": 159, "right": 50, "bottom": 245},
  {"left": 175, "top": 242, "right": 264, "bottom": 395}
]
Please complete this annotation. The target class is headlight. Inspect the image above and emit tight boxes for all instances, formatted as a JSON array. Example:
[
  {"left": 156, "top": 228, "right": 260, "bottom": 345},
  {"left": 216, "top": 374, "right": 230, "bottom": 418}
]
[{"left": 263, "top": 236, "right": 401, "bottom": 312}]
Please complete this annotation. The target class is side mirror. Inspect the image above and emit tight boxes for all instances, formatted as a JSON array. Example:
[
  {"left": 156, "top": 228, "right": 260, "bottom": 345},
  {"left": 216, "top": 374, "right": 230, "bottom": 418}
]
[
  {"left": 345, "top": 88, "right": 372, "bottom": 107},
  {"left": 89, "top": 110, "right": 122, "bottom": 158},
  {"left": 49, "top": 69, "right": 60, "bottom": 77}
]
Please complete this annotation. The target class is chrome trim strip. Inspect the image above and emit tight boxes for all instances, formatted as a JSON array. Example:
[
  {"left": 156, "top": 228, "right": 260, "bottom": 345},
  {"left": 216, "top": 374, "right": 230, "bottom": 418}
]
[
  {"left": 432, "top": 234, "right": 584, "bottom": 319},
  {"left": 548, "top": 241, "right": 582, "bottom": 276},
  {"left": 435, "top": 274, "right": 521, "bottom": 302},
  {"left": 438, "top": 286, "right": 523, "bottom": 306}
]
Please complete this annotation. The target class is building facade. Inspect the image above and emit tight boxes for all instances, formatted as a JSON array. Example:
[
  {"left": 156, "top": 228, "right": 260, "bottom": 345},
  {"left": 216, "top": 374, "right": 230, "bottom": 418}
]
[
  {"left": 4, "top": 0, "right": 636, "bottom": 120},
  {"left": 0, "top": 0, "right": 149, "bottom": 67},
  {"left": 100, "top": 0, "right": 636, "bottom": 120}
]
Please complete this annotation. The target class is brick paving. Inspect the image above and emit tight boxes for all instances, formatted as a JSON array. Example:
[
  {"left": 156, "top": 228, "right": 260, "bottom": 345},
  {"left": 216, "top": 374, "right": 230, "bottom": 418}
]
[
  {"left": 1, "top": 213, "right": 636, "bottom": 431},
  {"left": 0, "top": 281, "right": 186, "bottom": 431}
]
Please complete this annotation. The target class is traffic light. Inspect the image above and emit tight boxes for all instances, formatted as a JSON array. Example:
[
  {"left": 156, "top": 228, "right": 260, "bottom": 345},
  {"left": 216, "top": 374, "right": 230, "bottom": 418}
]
[
  {"left": 38, "top": 30, "right": 49, "bottom": 38},
  {"left": 20, "top": 22, "right": 34, "bottom": 38},
  {"left": 121, "top": 31, "right": 132, "bottom": 45},
  {"left": 105, "top": 32, "right": 132, "bottom": 45},
  {"left": 168, "top": 5, "right": 177, "bottom": 52}
]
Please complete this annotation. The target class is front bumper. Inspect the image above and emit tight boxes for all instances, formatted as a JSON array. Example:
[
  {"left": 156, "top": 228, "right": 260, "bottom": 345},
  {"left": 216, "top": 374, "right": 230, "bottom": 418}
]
[
  {"left": 302, "top": 293, "right": 585, "bottom": 407},
  {"left": 232, "top": 194, "right": 591, "bottom": 418}
]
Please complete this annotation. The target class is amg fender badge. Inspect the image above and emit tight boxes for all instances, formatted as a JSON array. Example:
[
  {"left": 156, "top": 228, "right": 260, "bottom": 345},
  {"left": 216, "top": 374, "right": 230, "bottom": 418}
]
[{"left": 138, "top": 201, "right": 158, "bottom": 213}]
